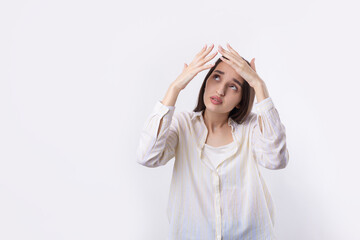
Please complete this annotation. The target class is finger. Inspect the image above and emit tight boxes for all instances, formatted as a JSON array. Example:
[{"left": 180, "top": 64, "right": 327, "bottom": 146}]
[
  {"left": 221, "top": 55, "right": 244, "bottom": 73},
  {"left": 250, "top": 58, "right": 256, "bottom": 72},
  {"left": 195, "top": 44, "right": 208, "bottom": 57},
  {"left": 219, "top": 56, "right": 238, "bottom": 70},
  {"left": 202, "top": 51, "right": 218, "bottom": 64},
  {"left": 196, "top": 52, "right": 217, "bottom": 67},
  {"left": 226, "top": 43, "right": 242, "bottom": 58},
  {"left": 199, "top": 43, "right": 214, "bottom": 59},
  {"left": 193, "top": 45, "right": 215, "bottom": 66},
  {"left": 218, "top": 45, "right": 239, "bottom": 63},
  {"left": 219, "top": 56, "right": 232, "bottom": 65},
  {"left": 197, "top": 63, "right": 215, "bottom": 72},
  {"left": 218, "top": 46, "right": 238, "bottom": 64}
]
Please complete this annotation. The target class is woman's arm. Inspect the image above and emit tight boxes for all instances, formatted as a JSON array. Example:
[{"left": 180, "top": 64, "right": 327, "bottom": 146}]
[
  {"left": 216, "top": 43, "right": 289, "bottom": 169},
  {"left": 254, "top": 79, "right": 270, "bottom": 104},
  {"left": 136, "top": 85, "right": 180, "bottom": 168},
  {"left": 251, "top": 92, "right": 289, "bottom": 170},
  {"left": 253, "top": 79, "right": 270, "bottom": 134},
  {"left": 157, "top": 84, "right": 181, "bottom": 137},
  {"left": 136, "top": 44, "right": 217, "bottom": 168}
]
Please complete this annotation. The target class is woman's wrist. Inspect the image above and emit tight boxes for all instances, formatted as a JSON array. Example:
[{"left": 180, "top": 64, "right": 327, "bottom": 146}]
[
  {"left": 254, "top": 80, "right": 270, "bottom": 103},
  {"left": 161, "top": 84, "right": 181, "bottom": 107},
  {"left": 169, "top": 83, "right": 182, "bottom": 94}
]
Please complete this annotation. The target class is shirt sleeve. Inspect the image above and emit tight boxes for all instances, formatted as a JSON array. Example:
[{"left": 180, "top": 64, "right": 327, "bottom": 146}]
[
  {"left": 136, "top": 100, "right": 179, "bottom": 168},
  {"left": 251, "top": 97, "right": 289, "bottom": 170}
]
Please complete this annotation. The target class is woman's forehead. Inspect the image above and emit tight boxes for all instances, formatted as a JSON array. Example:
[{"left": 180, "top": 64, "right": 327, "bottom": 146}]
[
  {"left": 213, "top": 62, "right": 244, "bottom": 83},
  {"left": 215, "top": 62, "right": 236, "bottom": 72}
]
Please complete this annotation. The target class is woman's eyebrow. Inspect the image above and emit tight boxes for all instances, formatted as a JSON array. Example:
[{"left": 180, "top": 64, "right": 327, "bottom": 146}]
[{"left": 213, "top": 70, "right": 243, "bottom": 88}]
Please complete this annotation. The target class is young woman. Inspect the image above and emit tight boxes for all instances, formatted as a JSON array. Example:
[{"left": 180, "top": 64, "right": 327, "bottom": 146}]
[{"left": 136, "top": 43, "right": 289, "bottom": 240}]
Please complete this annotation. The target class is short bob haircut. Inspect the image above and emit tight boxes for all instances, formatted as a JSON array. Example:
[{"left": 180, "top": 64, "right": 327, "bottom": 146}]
[{"left": 193, "top": 56, "right": 255, "bottom": 125}]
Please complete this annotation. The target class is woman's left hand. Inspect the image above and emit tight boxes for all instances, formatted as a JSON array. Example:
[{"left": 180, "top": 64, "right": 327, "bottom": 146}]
[{"left": 217, "top": 43, "right": 263, "bottom": 89}]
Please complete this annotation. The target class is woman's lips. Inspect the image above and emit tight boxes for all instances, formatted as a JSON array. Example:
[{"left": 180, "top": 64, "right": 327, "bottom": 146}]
[{"left": 210, "top": 97, "right": 222, "bottom": 105}]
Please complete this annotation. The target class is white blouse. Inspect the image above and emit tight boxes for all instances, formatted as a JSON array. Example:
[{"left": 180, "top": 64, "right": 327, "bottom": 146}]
[
  {"left": 203, "top": 141, "right": 237, "bottom": 170},
  {"left": 136, "top": 97, "right": 289, "bottom": 240}
]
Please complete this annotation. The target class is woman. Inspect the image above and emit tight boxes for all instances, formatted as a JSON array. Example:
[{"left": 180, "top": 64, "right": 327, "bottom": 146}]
[{"left": 136, "top": 43, "right": 289, "bottom": 240}]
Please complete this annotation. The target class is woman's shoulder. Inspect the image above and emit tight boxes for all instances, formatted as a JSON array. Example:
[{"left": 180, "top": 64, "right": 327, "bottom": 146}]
[
  {"left": 245, "top": 111, "right": 257, "bottom": 124},
  {"left": 171, "top": 110, "right": 203, "bottom": 127},
  {"left": 232, "top": 111, "right": 257, "bottom": 130},
  {"left": 173, "top": 110, "right": 195, "bottom": 122}
]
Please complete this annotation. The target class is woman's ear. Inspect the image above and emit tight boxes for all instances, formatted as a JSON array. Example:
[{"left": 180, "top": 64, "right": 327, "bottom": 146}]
[{"left": 236, "top": 100, "right": 241, "bottom": 109}]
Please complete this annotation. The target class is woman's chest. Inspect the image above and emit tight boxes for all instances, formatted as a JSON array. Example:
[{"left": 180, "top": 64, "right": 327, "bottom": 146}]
[{"left": 205, "top": 127, "right": 234, "bottom": 147}]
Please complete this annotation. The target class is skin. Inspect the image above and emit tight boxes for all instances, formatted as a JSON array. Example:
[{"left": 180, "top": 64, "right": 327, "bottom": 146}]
[
  {"left": 217, "top": 43, "right": 270, "bottom": 105},
  {"left": 203, "top": 61, "right": 245, "bottom": 133},
  {"left": 203, "top": 43, "right": 270, "bottom": 134},
  {"left": 160, "top": 43, "right": 270, "bottom": 137}
]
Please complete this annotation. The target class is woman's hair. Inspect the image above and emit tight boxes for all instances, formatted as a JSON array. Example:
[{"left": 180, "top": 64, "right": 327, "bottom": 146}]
[{"left": 193, "top": 56, "right": 255, "bottom": 125}]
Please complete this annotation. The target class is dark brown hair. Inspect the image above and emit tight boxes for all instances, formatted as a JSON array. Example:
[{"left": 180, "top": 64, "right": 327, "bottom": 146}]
[{"left": 193, "top": 56, "right": 255, "bottom": 125}]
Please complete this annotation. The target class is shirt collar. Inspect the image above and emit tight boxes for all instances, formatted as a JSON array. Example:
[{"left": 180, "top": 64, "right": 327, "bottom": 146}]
[
  {"left": 191, "top": 110, "right": 203, "bottom": 120},
  {"left": 191, "top": 109, "right": 237, "bottom": 130}
]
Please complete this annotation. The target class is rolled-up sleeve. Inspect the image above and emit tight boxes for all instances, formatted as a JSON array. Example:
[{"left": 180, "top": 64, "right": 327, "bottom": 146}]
[
  {"left": 136, "top": 100, "right": 179, "bottom": 168},
  {"left": 251, "top": 97, "right": 289, "bottom": 170}
]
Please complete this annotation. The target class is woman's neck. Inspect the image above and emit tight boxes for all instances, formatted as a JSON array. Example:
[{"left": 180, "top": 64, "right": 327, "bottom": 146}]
[{"left": 202, "top": 109, "right": 229, "bottom": 133}]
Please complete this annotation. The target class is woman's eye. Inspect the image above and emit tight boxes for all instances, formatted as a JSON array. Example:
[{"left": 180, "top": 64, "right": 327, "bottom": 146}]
[
  {"left": 230, "top": 85, "right": 238, "bottom": 91},
  {"left": 213, "top": 74, "right": 238, "bottom": 91}
]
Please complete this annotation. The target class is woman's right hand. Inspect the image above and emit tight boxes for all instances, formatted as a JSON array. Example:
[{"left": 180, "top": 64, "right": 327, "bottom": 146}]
[{"left": 171, "top": 44, "right": 218, "bottom": 91}]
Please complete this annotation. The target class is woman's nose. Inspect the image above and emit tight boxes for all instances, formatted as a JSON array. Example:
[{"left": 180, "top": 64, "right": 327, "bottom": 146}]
[
  {"left": 218, "top": 84, "right": 227, "bottom": 95},
  {"left": 216, "top": 89, "right": 225, "bottom": 96}
]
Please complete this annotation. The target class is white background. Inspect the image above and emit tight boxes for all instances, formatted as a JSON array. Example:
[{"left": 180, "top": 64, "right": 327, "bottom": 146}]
[{"left": 1, "top": 0, "right": 359, "bottom": 239}]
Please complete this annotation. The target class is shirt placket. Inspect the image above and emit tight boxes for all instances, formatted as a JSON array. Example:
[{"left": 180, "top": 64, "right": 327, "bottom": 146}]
[
  {"left": 197, "top": 114, "right": 238, "bottom": 240},
  {"left": 212, "top": 171, "right": 222, "bottom": 240},
  {"left": 198, "top": 132, "right": 222, "bottom": 240}
]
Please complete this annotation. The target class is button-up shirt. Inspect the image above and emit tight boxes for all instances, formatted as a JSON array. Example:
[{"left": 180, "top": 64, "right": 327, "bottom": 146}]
[
  {"left": 136, "top": 97, "right": 289, "bottom": 240},
  {"left": 203, "top": 141, "right": 236, "bottom": 169}
]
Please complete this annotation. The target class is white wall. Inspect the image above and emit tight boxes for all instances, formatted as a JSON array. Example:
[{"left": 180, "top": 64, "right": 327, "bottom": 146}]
[{"left": 1, "top": 0, "right": 359, "bottom": 239}]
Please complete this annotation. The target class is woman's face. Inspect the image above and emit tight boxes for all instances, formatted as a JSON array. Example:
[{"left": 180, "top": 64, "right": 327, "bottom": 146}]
[{"left": 203, "top": 61, "right": 245, "bottom": 115}]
